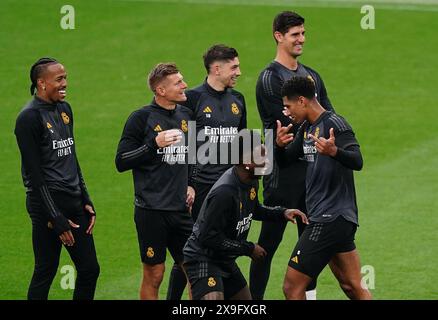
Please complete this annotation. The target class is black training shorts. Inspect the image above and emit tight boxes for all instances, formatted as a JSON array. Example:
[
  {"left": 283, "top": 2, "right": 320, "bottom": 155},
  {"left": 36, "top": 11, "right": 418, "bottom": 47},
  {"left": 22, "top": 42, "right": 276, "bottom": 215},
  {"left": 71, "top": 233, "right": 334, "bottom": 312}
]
[
  {"left": 288, "top": 215, "right": 357, "bottom": 278},
  {"left": 134, "top": 207, "right": 193, "bottom": 264},
  {"left": 184, "top": 260, "right": 247, "bottom": 300}
]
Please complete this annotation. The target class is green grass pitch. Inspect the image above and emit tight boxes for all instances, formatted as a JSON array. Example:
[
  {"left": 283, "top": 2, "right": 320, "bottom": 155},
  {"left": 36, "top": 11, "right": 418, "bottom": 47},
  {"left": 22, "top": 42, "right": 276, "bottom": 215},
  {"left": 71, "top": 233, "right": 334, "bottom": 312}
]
[{"left": 1, "top": 0, "right": 437, "bottom": 299}]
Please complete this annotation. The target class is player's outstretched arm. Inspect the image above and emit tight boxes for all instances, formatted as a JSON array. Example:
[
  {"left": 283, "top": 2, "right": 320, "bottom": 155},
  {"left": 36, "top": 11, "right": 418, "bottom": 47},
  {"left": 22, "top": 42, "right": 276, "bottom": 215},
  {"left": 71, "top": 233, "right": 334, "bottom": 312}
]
[
  {"left": 309, "top": 128, "right": 363, "bottom": 171},
  {"left": 198, "top": 188, "right": 255, "bottom": 258},
  {"left": 283, "top": 209, "right": 309, "bottom": 225}
]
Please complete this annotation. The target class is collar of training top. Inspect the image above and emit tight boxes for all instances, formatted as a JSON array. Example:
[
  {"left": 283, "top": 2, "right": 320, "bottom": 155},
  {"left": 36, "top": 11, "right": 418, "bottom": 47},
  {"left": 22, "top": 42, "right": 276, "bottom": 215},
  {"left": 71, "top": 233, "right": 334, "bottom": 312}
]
[
  {"left": 149, "top": 98, "right": 178, "bottom": 116},
  {"left": 203, "top": 79, "right": 229, "bottom": 98},
  {"left": 33, "top": 95, "right": 59, "bottom": 108},
  {"left": 273, "top": 60, "right": 301, "bottom": 73},
  {"left": 311, "top": 110, "right": 331, "bottom": 126}
]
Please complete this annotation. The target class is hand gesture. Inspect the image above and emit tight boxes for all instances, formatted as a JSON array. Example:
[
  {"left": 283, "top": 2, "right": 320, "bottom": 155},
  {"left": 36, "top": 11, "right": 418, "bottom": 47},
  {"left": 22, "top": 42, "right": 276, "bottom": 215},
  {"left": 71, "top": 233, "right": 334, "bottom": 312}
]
[
  {"left": 308, "top": 128, "right": 337, "bottom": 157},
  {"left": 276, "top": 120, "right": 294, "bottom": 148},
  {"left": 155, "top": 129, "right": 182, "bottom": 148}
]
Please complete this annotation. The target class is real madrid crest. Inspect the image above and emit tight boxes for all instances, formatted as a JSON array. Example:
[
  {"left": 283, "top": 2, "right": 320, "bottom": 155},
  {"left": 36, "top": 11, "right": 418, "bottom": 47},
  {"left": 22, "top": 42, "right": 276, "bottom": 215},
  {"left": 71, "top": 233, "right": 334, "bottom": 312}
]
[
  {"left": 181, "top": 119, "right": 188, "bottom": 133},
  {"left": 61, "top": 112, "right": 70, "bottom": 125},
  {"left": 314, "top": 127, "right": 320, "bottom": 139},
  {"left": 146, "top": 247, "right": 155, "bottom": 258},
  {"left": 207, "top": 277, "right": 216, "bottom": 287},
  {"left": 250, "top": 187, "right": 256, "bottom": 201},
  {"left": 231, "top": 103, "right": 239, "bottom": 115}
]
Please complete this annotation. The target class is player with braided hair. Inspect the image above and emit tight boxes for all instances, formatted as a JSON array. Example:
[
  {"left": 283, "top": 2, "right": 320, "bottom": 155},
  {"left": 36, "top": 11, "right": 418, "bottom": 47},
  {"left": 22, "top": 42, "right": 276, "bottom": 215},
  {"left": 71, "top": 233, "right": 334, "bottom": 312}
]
[{"left": 15, "top": 57, "right": 100, "bottom": 300}]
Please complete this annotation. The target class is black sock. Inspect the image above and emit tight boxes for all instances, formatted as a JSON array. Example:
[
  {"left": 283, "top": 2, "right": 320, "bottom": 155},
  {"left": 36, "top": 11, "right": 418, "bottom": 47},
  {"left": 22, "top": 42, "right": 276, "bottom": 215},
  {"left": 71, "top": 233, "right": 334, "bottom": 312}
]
[
  {"left": 166, "top": 264, "right": 187, "bottom": 300},
  {"left": 249, "top": 220, "right": 287, "bottom": 300},
  {"left": 249, "top": 256, "right": 273, "bottom": 300}
]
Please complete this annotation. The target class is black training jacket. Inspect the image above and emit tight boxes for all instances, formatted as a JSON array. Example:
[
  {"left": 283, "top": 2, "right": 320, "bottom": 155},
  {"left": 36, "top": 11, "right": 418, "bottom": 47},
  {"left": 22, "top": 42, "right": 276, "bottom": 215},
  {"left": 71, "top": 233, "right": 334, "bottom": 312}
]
[
  {"left": 275, "top": 111, "right": 362, "bottom": 225},
  {"left": 15, "top": 96, "right": 93, "bottom": 229},
  {"left": 182, "top": 81, "right": 247, "bottom": 185},
  {"left": 183, "top": 167, "right": 287, "bottom": 264},
  {"left": 115, "top": 100, "right": 193, "bottom": 211}
]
